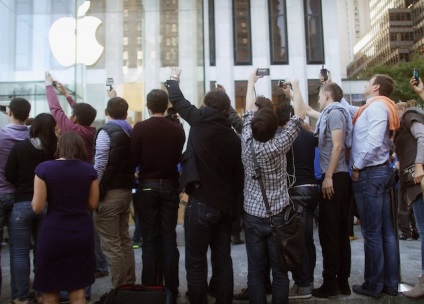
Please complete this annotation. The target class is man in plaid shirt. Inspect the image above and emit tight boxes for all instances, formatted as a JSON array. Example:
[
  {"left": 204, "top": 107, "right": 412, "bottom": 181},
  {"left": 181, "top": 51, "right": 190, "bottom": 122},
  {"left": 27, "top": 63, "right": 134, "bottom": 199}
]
[{"left": 241, "top": 71, "right": 306, "bottom": 304}]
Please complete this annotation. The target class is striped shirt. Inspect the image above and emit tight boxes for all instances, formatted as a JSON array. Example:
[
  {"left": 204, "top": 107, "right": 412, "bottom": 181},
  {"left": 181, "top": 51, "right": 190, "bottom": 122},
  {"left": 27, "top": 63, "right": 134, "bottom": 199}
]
[{"left": 241, "top": 111, "right": 303, "bottom": 218}]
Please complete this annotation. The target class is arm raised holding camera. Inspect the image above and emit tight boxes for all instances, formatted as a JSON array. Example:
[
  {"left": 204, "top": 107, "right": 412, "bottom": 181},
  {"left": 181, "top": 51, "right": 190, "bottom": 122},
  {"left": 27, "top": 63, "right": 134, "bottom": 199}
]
[
  {"left": 246, "top": 70, "right": 263, "bottom": 112},
  {"left": 410, "top": 76, "right": 424, "bottom": 100},
  {"left": 287, "top": 77, "right": 306, "bottom": 121}
]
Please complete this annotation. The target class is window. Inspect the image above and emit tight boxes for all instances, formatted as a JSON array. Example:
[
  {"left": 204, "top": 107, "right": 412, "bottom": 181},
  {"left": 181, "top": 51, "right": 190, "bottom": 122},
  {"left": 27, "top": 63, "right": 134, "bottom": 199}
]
[
  {"left": 235, "top": 81, "right": 248, "bottom": 114},
  {"left": 209, "top": 0, "right": 216, "bottom": 66},
  {"left": 123, "top": 0, "right": 143, "bottom": 68},
  {"left": 233, "top": 0, "right": 252, "bottom": 65},
  {"left": 268, "top": 0, "right": 288, "bottom": 64},
  {"left": 304, "top": 0, "right": 324, "bottom": 64}
]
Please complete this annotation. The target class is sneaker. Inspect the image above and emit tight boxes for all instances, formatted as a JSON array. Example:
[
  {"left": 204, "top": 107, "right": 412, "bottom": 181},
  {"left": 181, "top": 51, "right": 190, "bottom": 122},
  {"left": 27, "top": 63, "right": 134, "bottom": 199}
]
[
  {"left": 349, "top": 235, "right": 358, "bottom": 241},
  {"left": 132, "top": 242, "right": 141, "bottom": 249},
  {"left": 289, "top": 283, "right": 312, "bottom": 299}
]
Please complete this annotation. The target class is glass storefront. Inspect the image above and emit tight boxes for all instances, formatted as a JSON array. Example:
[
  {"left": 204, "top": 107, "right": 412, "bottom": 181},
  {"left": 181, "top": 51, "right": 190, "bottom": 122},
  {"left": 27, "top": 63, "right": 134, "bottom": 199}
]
[{"left": 0, "top": 0, "right": 204, "bottom": 128}]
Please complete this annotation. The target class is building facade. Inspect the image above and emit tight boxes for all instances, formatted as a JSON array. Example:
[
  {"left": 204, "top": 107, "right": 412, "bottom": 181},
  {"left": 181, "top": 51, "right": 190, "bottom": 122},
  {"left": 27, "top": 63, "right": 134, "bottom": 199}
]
[
  {"left": 0, "top": 0, "right": 364, "bottom": 127},
  {"left": 347, "top": 0, "right": 423, "bottom": 78}
]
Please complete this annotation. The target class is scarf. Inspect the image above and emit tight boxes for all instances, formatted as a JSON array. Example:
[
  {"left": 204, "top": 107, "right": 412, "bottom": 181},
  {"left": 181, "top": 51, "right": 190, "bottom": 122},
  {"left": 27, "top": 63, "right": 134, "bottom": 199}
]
[{"left": 352, "top": 96, "right": 400, "bottom": 131}]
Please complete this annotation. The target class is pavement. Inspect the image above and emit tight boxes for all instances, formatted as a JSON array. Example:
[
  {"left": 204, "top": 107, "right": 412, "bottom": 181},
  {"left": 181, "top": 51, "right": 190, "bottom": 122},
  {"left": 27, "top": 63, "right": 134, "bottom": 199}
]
[{"left": 0, "top": 221, "right": 422, "bottom": 303}]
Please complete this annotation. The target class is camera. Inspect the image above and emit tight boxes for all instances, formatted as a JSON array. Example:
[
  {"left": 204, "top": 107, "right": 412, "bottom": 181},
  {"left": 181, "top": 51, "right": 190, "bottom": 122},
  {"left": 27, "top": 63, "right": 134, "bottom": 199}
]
[
  {"left": 106, "top": 77, "right": 114, "bottom": 91},
  {"left": 413, "top": 69, "right": 420, "bottom": 86},
  {"left": 0, "top": 105, "right": 7, "bottom": 113},
  {"left": 256, "top": 68, "right": 270, "bottom": 76},
  {"left": 320, "top": 65, "right": 328, "bottom": 81},
  {"left": 52, "top": 81, "right": 58, "bottom": 88},
  {"left": 278, "top": 80, "right": 290, "bottom": 88}
]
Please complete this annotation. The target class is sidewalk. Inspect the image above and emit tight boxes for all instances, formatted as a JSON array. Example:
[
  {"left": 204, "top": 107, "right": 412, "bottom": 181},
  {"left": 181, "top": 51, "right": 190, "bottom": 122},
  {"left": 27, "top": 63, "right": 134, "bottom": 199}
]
[{"left": 0, "top": 223, "right": 421, "bottom": 303}]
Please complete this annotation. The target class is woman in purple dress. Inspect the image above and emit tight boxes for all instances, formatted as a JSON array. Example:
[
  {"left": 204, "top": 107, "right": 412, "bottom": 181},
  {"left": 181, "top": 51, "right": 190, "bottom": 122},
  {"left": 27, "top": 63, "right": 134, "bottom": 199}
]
[{"left": 32, "top": 131, "right": 99, "bottom": 304}]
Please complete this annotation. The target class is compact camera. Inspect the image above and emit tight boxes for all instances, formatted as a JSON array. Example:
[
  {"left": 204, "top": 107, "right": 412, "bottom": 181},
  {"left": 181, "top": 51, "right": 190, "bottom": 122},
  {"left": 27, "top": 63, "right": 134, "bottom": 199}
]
[
  {"left": 278, "top": 80, "right": 289, "bottom": 88},
  {"left": 320, "top": 65, "right": 328, "bottom": 81},
  {"left": 0, "top": 105, "right": 7, "bottom": 113},
  {"left": 106, "top": 78, "right": 114, "bottom": 91},
  {"left": 256, "top": 68, "right": 270, "bottom": 76},
  {"left": 413, "top": 69, "right": 420, "bottom": 86}
]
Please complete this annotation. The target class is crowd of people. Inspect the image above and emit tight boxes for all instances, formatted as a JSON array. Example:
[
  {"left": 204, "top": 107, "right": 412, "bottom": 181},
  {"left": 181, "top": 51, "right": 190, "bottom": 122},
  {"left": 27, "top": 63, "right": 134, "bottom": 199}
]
[{"left": 0, "top": 66, "right": 423, "bottom": 304}]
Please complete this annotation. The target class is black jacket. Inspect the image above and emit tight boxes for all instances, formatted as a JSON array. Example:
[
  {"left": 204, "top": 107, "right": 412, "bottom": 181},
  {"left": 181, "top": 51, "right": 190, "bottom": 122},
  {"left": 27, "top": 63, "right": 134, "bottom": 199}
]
[{"left": 165, "top": 80, "right": 243, "bottom": 214}]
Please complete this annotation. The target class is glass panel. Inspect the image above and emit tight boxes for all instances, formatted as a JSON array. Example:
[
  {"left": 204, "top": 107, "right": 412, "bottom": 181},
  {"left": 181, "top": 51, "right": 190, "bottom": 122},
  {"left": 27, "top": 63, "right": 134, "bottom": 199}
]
[
  {"left": 235, "top": 81, "right": 248, "bottom": 114},
  {"left": 269, "top": 0, "right": 288, "bottom": 64},
  {"left": 304, "top": 0, "right": 324, "bottom": 63},
  {"left": 233, "top": 0, "right": 252, "bottom": 65}
]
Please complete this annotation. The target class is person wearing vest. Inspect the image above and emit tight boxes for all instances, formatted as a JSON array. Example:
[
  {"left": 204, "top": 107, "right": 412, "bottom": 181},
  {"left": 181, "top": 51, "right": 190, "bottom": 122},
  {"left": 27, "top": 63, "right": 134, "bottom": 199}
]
[
  {"left": 395, "top": 75, "right": 424, "bottom": 298},
  {"left": 93, "top": 91, "right": 136, "bottom": 293}
]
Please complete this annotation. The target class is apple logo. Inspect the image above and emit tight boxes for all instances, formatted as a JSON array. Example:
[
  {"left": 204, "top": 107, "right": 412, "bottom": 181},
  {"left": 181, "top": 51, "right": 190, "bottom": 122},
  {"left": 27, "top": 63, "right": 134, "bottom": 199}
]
[{"left": 49, "top": 1, "right": 104, "bottom": 67}]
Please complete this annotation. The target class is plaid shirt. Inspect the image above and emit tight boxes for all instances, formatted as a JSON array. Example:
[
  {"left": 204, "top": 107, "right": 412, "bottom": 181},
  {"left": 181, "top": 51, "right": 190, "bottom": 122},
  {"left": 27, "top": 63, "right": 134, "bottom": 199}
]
[{"left": 241, "top": 111, "right": 303, "bottom": 218}]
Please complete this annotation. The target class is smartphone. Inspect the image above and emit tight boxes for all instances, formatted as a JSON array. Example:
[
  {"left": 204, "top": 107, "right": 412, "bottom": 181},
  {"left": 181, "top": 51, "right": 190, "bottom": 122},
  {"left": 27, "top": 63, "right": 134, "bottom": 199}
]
[
  {"left": 257, "top": 68, "right": 270, "bottom": 76},
  {"left": 413, "top": 69, "right": 420, "bottom": 86},
  {"left": 320, "top": 65, "right": 328, "bottom": 81},
  {"left": 106, "top": 78, "right": 114, "bottom": 91},
  {"left": 278, "top": 80, "right": 287, "bottom": 88},
  {"left": 52, "top": 81, "right": 58, "bottom": 88},
  {"left": 0, "top": 105, "right": 6, "bottom": 113}
]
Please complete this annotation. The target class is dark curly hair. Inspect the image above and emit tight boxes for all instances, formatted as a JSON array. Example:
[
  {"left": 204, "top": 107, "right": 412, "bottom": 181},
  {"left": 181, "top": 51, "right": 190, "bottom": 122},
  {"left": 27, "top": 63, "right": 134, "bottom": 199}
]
[{"left": 203, "top": 90, "right": 231, "bottom": 117}]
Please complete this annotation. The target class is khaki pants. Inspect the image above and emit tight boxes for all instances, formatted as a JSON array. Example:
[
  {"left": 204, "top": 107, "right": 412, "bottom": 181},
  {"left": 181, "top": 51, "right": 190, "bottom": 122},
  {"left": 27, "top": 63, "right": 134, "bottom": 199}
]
[{"left": 94, "top": 188, "right": 136, "bottom": 287}]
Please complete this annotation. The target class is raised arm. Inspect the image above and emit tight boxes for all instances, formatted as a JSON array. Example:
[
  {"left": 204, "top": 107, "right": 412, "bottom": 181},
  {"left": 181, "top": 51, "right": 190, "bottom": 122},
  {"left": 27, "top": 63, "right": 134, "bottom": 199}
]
[
  {"left": 246, "top": 70, "right": 263, "bottom": 112},
  {"left": 410, "top": 77, "right": 424, "bottom": 101},
  {"left": 287, "top": 77, "right": 306, "bottom": 120}
]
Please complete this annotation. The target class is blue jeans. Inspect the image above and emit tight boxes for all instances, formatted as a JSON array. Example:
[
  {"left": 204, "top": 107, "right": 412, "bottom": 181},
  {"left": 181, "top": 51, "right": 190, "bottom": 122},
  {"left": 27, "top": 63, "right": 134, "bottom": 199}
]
[
  {"left": 0, "top": 193, "right": 14, "bottom": 295},
  {"left": 289, "top": 185, "right": 320, "bottom": 287},
  {"left": 412, "top": 194, "right": 424, "bottom": 275},
  {"left": 138, "top": 180, "right": 180, "bottom": 304},
  {"left": 244, "top": 211, "right": 289, "bottom": 304},
  {"left": 184, "top": 198, "right": 233, "bottom": 304},
  {"left": 352, "top": 164, "right": 399, "bottom": 293},
  {"left": 8, "top": 201, "right": 46, "bottom": 301}
]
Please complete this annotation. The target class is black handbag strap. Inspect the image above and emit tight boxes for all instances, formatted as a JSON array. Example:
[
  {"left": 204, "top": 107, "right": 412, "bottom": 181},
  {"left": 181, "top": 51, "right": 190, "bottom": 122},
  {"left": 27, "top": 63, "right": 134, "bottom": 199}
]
[{"left": 250, "top": 141, "right": 275, "bottom": 227}]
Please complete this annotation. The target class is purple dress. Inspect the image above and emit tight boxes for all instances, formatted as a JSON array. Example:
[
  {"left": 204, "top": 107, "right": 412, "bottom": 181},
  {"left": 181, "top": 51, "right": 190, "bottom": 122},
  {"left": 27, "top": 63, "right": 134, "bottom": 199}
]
[{"left": 33, "top": 159, "right": 97, "bottom": 292}]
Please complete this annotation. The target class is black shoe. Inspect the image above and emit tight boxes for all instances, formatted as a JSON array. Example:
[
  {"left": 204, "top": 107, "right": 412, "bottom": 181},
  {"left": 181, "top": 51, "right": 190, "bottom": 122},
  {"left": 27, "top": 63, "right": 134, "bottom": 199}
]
[
  {"left": 233, "top": 288, "right": 249, "bottom": 300},
  {"left": 412, "top": 230, "right": 420, "bottom": 240},
  {"left": 312, "top": 281, "right": 341, "bottom": 298},
  {"left": 338, "top": 279, "right": 351, "bottom": 295},
  {"left": 399, "top": 233, "right": 413, "bottom": 241},
  {"left": 352, "top": 283, "right": 381, "bottom": 298},
  {"left": 382, "top": 287, "right": 399, "bottom": 296}
]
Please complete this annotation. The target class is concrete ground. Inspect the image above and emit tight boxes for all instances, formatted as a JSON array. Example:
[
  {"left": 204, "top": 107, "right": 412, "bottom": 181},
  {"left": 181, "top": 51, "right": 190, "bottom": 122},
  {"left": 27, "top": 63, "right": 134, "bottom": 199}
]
[{"left": 0, "top": 220, "right": 422, "bottom": 303}]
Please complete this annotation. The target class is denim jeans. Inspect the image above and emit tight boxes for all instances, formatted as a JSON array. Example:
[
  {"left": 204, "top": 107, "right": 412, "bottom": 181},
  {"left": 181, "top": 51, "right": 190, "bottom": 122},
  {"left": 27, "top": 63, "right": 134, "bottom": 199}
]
[
  {"left": 8, "top": 201, "right": 46, "bottom": 301},
  {"left": 94, "top": 228, "right": 108, "bottom": 273},
  {"left": 289, "top": 185, "right": 320, "bottom": 287},
  {"left": 352, "top": 163, "right": 399, "bottom": 293},
  {"left": 138, "top": 180, "right": 180, "bottom": 304},
  {"left": 244, "top": 211, "right": 289, "bottom": 304},
  {"left": 0, "top": 193, "right": 13, "bottom": 295},
  {"left": 185, "top": 197, "right": 233, "bottom": 304},
  {"left": 412, "top": 194, "right": 424, "bottom": 275}
]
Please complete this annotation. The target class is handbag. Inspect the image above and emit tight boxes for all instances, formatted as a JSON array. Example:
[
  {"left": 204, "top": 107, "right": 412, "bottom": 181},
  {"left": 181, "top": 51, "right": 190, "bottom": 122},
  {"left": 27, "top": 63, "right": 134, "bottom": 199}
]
[
  {"left": 250, "top": 142, "right": 305, "bottom": 272},
  {"left": 400, "top": 164, "right": 416, "bottom": 187}
]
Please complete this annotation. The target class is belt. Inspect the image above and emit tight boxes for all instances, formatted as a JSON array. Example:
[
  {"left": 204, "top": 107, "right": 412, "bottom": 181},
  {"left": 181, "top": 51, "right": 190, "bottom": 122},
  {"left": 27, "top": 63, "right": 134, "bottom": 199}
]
[
  {"left": 293, "top": 184, "right": 319, "bottom": 188},
  {"left": 362, "top": 160, "right": 390, "bottom": 171},
  {"left": 140, "top": 179, "right": 178, "bottom": 186}
]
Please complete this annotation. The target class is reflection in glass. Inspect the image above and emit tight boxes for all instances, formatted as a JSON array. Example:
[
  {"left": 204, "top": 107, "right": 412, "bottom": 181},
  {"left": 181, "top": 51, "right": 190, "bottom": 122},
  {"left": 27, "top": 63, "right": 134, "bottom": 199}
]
[
  {"left": 304, "top": 0, "right": 324, "bottom": 64},
  {"left": 269, "top": 0, "right": 288, "bottom": 64},
  {"left": 233, "top": 0, "right": 252, "bottom": 65}
]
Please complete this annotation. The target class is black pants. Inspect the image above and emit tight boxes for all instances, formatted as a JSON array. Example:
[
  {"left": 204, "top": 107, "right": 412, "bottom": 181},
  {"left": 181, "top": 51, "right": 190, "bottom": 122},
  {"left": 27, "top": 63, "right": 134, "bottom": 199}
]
[{"left": 318, "top": 172, "right": 351, "bottom": 281}]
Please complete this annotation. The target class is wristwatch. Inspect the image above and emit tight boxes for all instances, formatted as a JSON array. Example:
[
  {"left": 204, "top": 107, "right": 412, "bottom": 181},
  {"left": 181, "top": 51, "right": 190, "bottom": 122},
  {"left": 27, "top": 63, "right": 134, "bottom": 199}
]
[{"left": 351, "top": 165, "right": 360, "bottom": 172}]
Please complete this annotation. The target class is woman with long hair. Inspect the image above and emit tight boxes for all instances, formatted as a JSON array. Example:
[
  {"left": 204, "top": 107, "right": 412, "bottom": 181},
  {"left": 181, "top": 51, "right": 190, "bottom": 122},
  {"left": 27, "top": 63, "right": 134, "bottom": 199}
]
[
  {"left": 32, "top": 131, "right": 99, "bottom": 304},
  {"left": 5, "top": 113, "right": 57, "bottom": 304}
]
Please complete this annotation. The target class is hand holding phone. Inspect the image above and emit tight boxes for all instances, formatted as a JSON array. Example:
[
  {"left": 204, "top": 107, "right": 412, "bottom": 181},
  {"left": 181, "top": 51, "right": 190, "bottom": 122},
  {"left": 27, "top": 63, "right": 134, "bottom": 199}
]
[
  {"left": 106, "top": 78, "right": 114, "bottom": 91},
  {"left": 413, "top": 69, "right": 420, "bottom": 86},
  {"left": 320, "top": 65, "right": 328, "bottom": 81},
  {"left": 0, "top": 105, "right": 7, "bottom": 113}
]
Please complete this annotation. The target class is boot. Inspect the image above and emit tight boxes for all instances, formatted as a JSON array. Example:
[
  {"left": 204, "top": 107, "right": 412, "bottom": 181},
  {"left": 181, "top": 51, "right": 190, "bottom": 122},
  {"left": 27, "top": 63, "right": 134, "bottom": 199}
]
[{"left": 403, "top": 275, "right": 424, "bottom": 298}]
